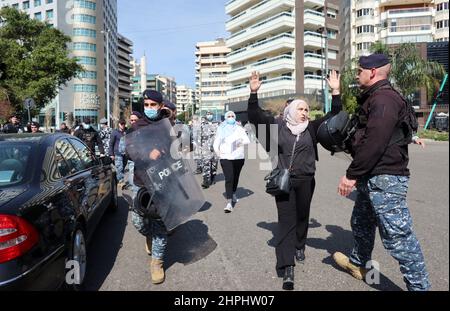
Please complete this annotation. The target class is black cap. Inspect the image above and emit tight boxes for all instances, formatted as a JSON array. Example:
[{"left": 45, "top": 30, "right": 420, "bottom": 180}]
[
  {"left": 131, "top": 111, "right": 143, "bottom": 119},
  {"left": 118, "top": 119, "right": 126, "bottom": 125},
  {"left": 143, "top": 89, "right": 163, "bottom": 104},
  {"left": 30, "top": 121, "right": 40, "bottom": 127},
  {"left": 359, "top": 53, "right": 390, "bottom": 69},
  {"left": 163, "top": 100, "right": 176, "bottom": 111}
]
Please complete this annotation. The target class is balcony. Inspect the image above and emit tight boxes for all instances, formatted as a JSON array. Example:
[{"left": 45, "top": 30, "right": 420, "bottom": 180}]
[
  {"left": 304, "top": 74, "right": 324, "bottom": 90},
  {"left": 304, "top": 9, "right": 325, "bottom": 30},
  {"left": 226, "top": 12, "right": 295, "bottom": 49},
  {"left": 379, "top": 0, "right": 433, "bottom": 8},
  {"left": 379, "top": 24, "right": 433, "bottom": 43},
  {"left": 228, "top": 55, "right": 295, "bottom": 82},
  {"left": 226, "top": 0, "right": 258, "bottom": 15},
  {"left": 226, "top": 0, "right": 295, "bottom": 33},
  {"left": 304, "top": 0, "right": 324, "bottom": 9},
  {"left": 228, "top": 76, "right": 295, "bottom": 100},
  {"left": 227, "top": 33, "right": 295, "bottom": 65},
  {"left": 304, "top": 31, "right": 325, "bottom": 49},
  {"left": 304, "top": 53, "right": 325, "bottom": 70},
  {"left": 380, "top": 7, "right": 433, "bottom": 20}
]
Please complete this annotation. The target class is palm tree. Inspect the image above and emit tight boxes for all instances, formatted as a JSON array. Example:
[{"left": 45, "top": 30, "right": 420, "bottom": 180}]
[{"left": 340, "top": 42, "right": 446, "bottom": 113}]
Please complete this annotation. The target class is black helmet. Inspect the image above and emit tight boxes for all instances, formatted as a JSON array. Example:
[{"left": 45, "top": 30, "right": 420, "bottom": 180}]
[{"left": 317, "top": 111, "right": 352, "bottom": 154}]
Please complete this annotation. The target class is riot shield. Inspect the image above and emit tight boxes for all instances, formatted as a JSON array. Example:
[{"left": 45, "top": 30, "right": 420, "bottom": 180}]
[{"left": 125, "top": 119, "right": 205, "bottom": 230}]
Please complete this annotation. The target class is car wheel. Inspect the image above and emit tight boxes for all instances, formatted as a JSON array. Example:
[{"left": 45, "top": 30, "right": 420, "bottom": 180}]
[
  {"left": 109, "top": 178, "right": 118, "bottom": 212},
  {"left": 65, "top": 224, "right": 87, "bottom": 291}
]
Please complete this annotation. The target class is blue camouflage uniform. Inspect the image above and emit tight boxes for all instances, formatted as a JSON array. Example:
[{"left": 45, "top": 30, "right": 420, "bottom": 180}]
[
  {"left": 130, "top": 186, "right": 167, "bottom": 260},
  {"left": 350, "top": 175, "right": 430, "bottom": 291},
  {"left": 193, "top": 119, "right": 218, "bottom": 186}
]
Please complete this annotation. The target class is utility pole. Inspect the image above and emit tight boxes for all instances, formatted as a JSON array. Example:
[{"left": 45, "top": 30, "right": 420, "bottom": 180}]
[{"left": 101, "top": 29, "right": 111, "bottom": 128}]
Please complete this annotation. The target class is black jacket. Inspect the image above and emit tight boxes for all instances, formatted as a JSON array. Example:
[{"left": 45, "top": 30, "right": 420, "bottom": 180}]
[
  {"left": 346, "top": 80, "right": 410, "bottom": 179},
  {"left": 2, "top": 123, "right": 21, "bottom": 134},
  {"left": 247, "top": 93, "right": 342, "bottom": 177},
  {"left": 74, "top": 126, "right": 105, "bottom": 155}
]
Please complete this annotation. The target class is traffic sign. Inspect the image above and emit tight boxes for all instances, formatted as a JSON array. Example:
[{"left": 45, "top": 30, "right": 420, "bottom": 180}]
[{"left": 24, "top": 98, "right": 35, "bottom": 109}]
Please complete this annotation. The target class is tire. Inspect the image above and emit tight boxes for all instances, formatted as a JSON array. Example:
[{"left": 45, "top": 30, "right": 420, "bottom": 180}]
[
  {"left": 108, "top": 178, "right": 118, "bottom": 212},
  {"left": 65, "top": 223, "right": 87, "bottom": 291}
]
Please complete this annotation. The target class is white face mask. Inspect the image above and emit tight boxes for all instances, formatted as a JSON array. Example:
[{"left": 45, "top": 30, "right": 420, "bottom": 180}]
[{"left": 83, "top": 123, "right": 90, "bottom": 130}]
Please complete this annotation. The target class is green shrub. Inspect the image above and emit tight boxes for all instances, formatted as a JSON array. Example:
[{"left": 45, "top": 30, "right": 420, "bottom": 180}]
[{"left": 418, "top": 130, "right": 449, "bottom": 141}]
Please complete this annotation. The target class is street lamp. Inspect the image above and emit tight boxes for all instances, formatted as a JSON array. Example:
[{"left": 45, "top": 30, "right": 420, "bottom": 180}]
[
  {"left": 101, "top": 29, "right": 111, "bottom": 128},
  {"left": 319, "top": 27, "right": 330, "bottom": 113}
]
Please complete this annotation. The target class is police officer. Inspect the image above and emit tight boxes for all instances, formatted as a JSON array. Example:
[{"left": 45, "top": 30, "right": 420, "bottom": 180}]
[
  {"left": 334, "top": 53, "right": 430, "bottom": 291},
  {"left": 196, "top": 111, "right": 218, "bottom": 189},
  {"left": 99, "top": 118, "right": 112, "bottom": 157},
  {"left": 127, "top": 89, "right": 172, "bottom": 285},
  {"left": 74, "top": 118, "right": 105, "bottom": 156},
  {"left": 2, "top": 114, "right": 22, "bottom": 134}
]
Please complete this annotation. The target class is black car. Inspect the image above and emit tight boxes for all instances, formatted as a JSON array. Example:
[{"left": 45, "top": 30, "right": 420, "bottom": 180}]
[{"left": 0, "top": 133, "right": 117, "bottom": 290}]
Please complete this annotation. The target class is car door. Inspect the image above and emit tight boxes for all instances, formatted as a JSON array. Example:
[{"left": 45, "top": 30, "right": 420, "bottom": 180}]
[
  {"left": 68, "top": 138, "right": 108, "bottom": 234},
  {"left": 54, "top": 139, "right": 94, "bottom": 232}
]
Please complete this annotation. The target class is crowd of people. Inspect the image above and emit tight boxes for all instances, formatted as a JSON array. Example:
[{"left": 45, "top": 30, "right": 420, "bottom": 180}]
[{"left": 0, "top": 53, "right": 431, "bottom": 291}]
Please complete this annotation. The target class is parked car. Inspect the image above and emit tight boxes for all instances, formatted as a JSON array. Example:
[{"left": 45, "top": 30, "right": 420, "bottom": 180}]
[{"left": 0, "top": 133, "right": 117, "bottom": 290}]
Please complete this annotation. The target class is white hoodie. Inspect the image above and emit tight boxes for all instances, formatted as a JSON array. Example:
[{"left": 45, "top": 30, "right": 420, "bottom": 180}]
[{"left": 213, "top": 125, "right": 250, "bottom": 160}]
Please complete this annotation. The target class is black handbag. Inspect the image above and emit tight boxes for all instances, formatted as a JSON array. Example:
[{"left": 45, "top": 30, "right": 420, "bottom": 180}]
[{"left": 264, "top": 135, "right": 300, "bottom": 196}]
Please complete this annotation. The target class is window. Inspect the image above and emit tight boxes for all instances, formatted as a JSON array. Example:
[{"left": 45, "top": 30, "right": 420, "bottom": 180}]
[
  {"left": 437, "top": 2, "right": 449, "bottom": 11},
  {"left": 54, "top": 139, "right": 84, "bottom": 176},
  {"left": 34, "top": 12, "right": 42, "bottom": 20},
  {"left": 77, "top": 56, "right": 97, "bottom": 66},
  {"left": 74, "top": 0, "right": 96, "bottom": 10},
  {"left": 73, "top": 28, "right": 96, "bottom": 38},
  {"left": 73, "top": 42, "right": 96, "bottom": 52},
  {"left": 34, "top": 0, "right": 41, "bottom": 7},
  {"left": 357, "top": 25, "right": 374, "bottom": 34},
  {"left": 356, "top": 8, "right": 373, "bottom": 17},
  {"left": 69, "top": 139, "right": 97, "bottom": 169},
  {"left": 436, "top": 20, "right": 449, "bottom": 29},
  {"left": 23, "top": 1, "right": 30, "bottom": 9},
  {"left": 73, "top": 14, "right": 96, "bottom": 24},
  {"left": 46, "top": 9, "right": 53, "bottom": 19},
  {"left": 46, "top": 0, "right": 53, "bottom": 3},
  {"left": 12, "top": 3, "right": 19, "bottom": 9},
  {"left": 79, "top": 71, "right": 97, "bottom": 79},
  {"left": 74, "top": 84, "right": 98, "bottom": 93},
  {"left": 0, "top": 144, "right": 32, "bottom": 186}
]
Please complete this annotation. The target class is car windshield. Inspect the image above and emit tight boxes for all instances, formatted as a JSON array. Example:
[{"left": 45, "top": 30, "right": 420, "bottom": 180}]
[{"left": 0, "top": 142, "right": 33, "bottom": 188}]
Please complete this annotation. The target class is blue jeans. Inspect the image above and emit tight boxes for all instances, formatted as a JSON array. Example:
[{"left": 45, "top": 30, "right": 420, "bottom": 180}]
[{"left": 350, "top": 175, "right": 431, "bottom": 291}]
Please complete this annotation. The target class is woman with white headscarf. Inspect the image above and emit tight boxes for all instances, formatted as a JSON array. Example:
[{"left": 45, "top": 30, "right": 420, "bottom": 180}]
[
  {"left": 247, "top": 71, "right": 341, "bottom": 291},
  {"left": 213, "top": 111, "right": 250, "bottom": 213}
]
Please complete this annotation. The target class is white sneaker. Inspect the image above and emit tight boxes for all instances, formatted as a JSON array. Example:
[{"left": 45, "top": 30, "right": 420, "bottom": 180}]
[{"left": 224, "top": 203, "right": 233, "bottom": 213}]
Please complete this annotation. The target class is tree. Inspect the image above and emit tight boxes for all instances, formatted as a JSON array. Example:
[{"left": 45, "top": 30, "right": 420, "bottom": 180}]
[
  {"left": 0, "top": 7, "right": 83, "bottom": 112},
  {"left": 340, "top": 42, "right": 446, "bottom": 114}
]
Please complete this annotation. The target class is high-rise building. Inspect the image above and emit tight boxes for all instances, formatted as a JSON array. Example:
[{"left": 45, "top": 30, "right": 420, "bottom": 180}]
[
  {"left": 131, "top": 56, "right": 177, "bottom": 106},
  {"left": 195, "top": 39, "right": 231, "bottom": 115},
  {"left": 118, "top": 34, "right": 133, "bottom": 111},
  {"left": 225, "top": 0, "right": 341, "bottom": 103},
  {"left": 176, "top": 85, "right": 197, "bottom": 115},
  {"left": 0, "top": 0, "right": 118, "bottom": 126},
  {"left": 340, "top": 0, "right": 449, "bottom": 64}
]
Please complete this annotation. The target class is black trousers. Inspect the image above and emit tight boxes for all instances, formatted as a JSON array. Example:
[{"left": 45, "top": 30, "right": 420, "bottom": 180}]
[
  {"left": 220, "top": 159, "right": 245, "bottom": 200},
  {"left": 275, "top": 177, "right": 316, "bottom": 270}
]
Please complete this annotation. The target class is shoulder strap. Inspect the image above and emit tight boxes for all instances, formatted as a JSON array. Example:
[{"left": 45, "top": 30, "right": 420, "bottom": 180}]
[{"left": 288, "top": 135, "right": 300, "bottom": 171}]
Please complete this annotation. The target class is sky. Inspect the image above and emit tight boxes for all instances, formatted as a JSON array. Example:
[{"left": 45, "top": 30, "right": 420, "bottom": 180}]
[{"left": 117, "top": 0, "right": 228, "bottom": 88}]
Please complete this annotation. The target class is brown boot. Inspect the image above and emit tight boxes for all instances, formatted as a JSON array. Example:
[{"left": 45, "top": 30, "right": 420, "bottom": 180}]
[
  {"left": 145, "top": 236, "right": 152, "bottom": 256},
  {"left": 150, "top": 259, "right": 165, "bottom": 284},
  {"left": 333, "top": 252, "right": 369, "bottom": 281}
]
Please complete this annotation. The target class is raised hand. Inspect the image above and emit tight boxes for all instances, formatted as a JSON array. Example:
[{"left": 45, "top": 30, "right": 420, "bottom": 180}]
[
  {"left": 250, "top": 71, "right": 262, "bottom": 93},
  {"left": 326, "top": 70, "right": 340, "bottom": 95}
]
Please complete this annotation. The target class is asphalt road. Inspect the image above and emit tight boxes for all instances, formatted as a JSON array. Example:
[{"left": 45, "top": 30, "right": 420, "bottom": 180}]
[{"left": 83, "top": 140, "right": 449, "bottom": 291}]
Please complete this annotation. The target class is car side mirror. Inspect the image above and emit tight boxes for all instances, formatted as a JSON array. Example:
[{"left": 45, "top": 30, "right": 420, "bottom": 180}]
[{"left": 100, "top": 156, "right": 112, "bottom": 166}]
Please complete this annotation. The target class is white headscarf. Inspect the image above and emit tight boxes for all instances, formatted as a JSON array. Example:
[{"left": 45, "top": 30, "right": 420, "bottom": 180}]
[
  {"left": 218, "top": 111, "right": 238, "bottom": 139},
  {"left": 284, "top": 99, "right": 310, "bottom": 136}
]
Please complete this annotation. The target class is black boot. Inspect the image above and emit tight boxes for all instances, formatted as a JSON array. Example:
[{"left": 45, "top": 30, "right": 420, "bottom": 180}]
[
  {"left": 201, "top": 178, "right": 210, "bottom": 189},
  {"left": 282, "top": 266, "right": 294, "bottom": 290},
  {"left": 295, "top": 248, "right": 305, "bottom": 263}
]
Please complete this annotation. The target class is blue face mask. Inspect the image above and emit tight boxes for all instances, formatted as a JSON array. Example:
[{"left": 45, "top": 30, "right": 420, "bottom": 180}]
[
  {"left": 226, "top": 118, "right": 236, "bottom": 125},
  {"left": 144, "top": 109, "right": 159, "bottom": 120}
]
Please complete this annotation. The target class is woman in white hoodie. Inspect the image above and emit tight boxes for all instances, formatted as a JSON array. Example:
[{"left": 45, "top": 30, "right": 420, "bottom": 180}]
[{"left": 213, "top": 111, "right": 250, "bottom": 213}]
